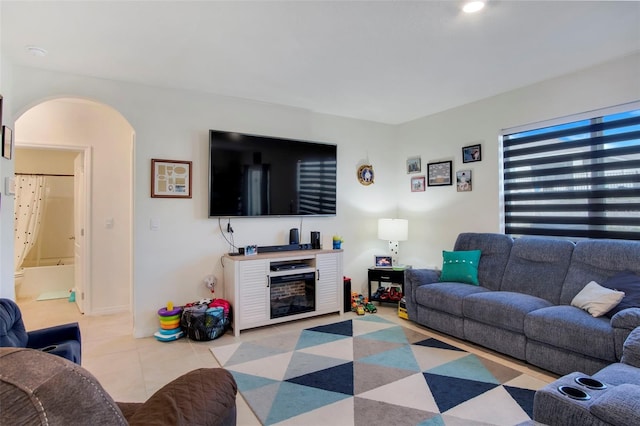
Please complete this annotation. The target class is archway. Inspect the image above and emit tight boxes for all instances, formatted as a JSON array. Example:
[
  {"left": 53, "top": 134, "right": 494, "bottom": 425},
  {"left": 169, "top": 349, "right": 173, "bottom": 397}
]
[{"left": 15, "top": 98, "right": 134, "bottom": 317}]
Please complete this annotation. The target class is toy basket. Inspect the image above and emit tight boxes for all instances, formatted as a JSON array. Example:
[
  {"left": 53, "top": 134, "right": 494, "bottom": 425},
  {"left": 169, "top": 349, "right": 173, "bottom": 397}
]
[{"left": 180, "top": 299, "right": 231, "bottom": 341}]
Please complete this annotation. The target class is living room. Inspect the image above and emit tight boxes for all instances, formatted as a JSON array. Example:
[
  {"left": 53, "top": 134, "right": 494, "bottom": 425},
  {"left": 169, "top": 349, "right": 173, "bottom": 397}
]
[{"left": 1, "top": 1, "right": 639, "bottom": 341}]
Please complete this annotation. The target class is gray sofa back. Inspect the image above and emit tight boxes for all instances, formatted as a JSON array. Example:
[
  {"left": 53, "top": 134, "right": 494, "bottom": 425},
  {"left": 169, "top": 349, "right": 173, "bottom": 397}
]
[
  {"left": 454, "top": 233, "right": 513, "bottom": 291},
  {"left": 501, "top": 237, "right": 575, "bottom": 304},
  {"left": 560, "top": 239, "right": 640, "bottom": 305}
]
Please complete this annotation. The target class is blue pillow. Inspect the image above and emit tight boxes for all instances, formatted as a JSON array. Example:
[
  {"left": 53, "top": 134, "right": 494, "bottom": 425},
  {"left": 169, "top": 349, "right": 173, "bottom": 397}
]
[
  {"left": 440, "top": 250, "right": 482, "bottom": 285},
  {"left": 602, "top": 271, "right": 640, "bottom": 318}
]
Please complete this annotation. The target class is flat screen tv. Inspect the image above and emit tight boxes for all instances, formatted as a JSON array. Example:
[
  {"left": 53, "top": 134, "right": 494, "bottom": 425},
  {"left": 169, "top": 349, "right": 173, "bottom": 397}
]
[{"left": 208, "top": 130, "right": 337, "bottom": 217}]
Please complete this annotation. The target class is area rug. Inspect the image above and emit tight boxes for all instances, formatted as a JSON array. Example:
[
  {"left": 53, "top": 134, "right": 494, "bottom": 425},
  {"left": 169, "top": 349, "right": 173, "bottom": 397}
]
[
  {"left": 36, "top": 290, "right": 70, "bottom": 301},
  {"left": 210, "top": 316, "right": 548, "bottom": 426}
]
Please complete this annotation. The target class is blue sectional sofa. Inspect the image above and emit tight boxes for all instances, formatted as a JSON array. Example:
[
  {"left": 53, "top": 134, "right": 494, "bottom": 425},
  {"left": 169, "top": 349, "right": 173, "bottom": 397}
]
[{"left": 405, "top": 233, "right": 640, "bottom": 376}]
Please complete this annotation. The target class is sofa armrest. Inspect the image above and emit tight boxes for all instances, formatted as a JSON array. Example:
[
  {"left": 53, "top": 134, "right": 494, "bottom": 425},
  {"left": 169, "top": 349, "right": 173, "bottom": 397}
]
[
  {"left": 405, "top": 269, "right": 440, "bottom": 320},
  {"left": 610, "top": 308, "right": 640, "bottom": 360},
  {"left": 620, "top": 326, "right": 640, "bottom": 368},
  {"left": 26, "top": 322, "right": 81, "bottom": 349},
  {"left": 126, "top": 368, "right": 237, "bottom": 426},
  {"left": 590, "top": 383, "right": 640, "bottom": 426}
]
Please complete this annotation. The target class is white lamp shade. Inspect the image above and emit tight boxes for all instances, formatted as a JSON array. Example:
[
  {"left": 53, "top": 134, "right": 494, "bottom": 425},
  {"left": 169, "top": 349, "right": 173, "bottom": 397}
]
[{"left": 377, "top": 218, "right": 408, "bottom": 241}]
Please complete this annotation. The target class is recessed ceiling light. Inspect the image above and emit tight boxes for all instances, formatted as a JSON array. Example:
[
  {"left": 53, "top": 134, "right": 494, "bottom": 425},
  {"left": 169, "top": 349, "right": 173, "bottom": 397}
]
[
  {"left": 25, "top": 46, "right": 48, "bottom": 57},
  {"left": 463, "top": 1, "right": 486, "bottom": 14}
]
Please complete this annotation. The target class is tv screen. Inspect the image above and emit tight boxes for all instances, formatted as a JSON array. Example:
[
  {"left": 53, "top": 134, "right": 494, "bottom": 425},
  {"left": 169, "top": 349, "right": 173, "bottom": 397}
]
[{"left": 208, "top": 130, "right": 337, "bottom": 217}]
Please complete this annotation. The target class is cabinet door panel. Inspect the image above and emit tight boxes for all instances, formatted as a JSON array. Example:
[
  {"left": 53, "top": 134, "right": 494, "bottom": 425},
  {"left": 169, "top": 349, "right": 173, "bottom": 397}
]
[
  {"left": 239, "top": 260, "right": 269, "bottom": 326},
  {"left": 316, "top": 253, "right": 340, "bottom": 310}
]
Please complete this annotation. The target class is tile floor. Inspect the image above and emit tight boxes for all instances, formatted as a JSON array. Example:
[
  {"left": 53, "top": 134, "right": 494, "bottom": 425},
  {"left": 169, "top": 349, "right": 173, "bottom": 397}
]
[{"left": 17, "top": 298, "right": 558, "bottom": 425}]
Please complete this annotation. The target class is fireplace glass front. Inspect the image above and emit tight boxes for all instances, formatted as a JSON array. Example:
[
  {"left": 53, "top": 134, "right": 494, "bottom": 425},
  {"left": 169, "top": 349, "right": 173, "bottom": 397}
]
[{"left": 270, "top": 272, "right": 316, "bottom": 319}]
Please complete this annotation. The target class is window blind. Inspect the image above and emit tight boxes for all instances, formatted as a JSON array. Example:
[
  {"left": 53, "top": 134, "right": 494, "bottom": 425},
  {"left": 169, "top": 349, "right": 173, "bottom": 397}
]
[{"left": 502, "top": 105, "right": 640, "bottom": 240}]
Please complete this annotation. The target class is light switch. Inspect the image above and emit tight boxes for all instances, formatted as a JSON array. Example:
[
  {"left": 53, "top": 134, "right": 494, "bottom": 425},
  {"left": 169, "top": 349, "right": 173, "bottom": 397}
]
[
  {"left": 150, "top": 218, "right": 160, "bottom": 231},
  {"left": 105, "top": 218, "right": 114, "bottom": 229}
]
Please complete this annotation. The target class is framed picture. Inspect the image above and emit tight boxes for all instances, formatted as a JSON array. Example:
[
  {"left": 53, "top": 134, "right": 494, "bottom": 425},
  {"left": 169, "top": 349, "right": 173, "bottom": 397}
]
[
  {"left": 456, "top": 170, "right": 472, "bottom": 192},
  {"left": 427, "top": 161, "right": 453, "bottom": 186},
  {"left": 374, "top": 255, "right": 393, "bottom": 268},
  {"left": 406, "top": 156, "right": 421, "bottom": 174},
  {"left": 151, "top": 159, "right": 192, "bottom": 198},
  {"left": 411, "top": 175, "right": 425, "bottom": 192},
  {"left": 462, "top": 144, "right": 481, "bottom": 163},
  {"left": 2, "top": 126, "right": 13, "bottom": 160}
]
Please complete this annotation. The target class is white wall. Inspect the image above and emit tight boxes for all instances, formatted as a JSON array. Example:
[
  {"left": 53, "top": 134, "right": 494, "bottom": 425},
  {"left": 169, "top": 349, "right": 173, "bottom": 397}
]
[
  {"left": 9, "top": 67, "right": 396, "bottom": 336},
  {"left": 397, "top": 52, "right": 640, "bottom": 270},
  {"left": 6, "top": 52, "right": 639, "bottom": 336}
]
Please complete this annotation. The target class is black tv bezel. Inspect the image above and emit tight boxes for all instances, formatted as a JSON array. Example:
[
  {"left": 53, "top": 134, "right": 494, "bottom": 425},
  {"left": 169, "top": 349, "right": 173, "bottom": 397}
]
[{"left": 207, "top": 129, "right": 337, "bottom": 218}]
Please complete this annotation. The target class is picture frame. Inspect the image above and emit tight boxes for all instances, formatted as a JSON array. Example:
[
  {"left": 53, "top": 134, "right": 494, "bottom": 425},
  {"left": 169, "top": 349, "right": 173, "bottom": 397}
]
[
  {"left": 462, "top": 144, "right": 482, "bottom": 163},
  {"left": 456, "top": 170, "right": 472, "bottom": 192},
  {"left": 374, "top": 255, "right": 393, "bottom": 268},
  {"left": 406, "top": 156, "right": 421, "bottom": 174},
  {"left": 427, "top": 160, "right": 453, "bottom": 186},
  {"left": 2, "top": 125, "right": 13, "bottom": 160},
  {"left": 411, "top": 175, "right": 425, "bottom": 192},
  {"left": 151, "top": 159, "right": 192, "bottom": 198}
]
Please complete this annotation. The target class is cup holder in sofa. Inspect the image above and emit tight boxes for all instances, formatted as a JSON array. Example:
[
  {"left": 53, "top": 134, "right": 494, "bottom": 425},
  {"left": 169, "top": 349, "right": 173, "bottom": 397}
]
[
  {"left": 40, "top": 345, "right": 58, "bottom": 353},
  {"left": 558, "top": 385, "right": 591, "bottom": 400},
  {"left": 575, "top": 376, "right": 607, "bottom": 390}
]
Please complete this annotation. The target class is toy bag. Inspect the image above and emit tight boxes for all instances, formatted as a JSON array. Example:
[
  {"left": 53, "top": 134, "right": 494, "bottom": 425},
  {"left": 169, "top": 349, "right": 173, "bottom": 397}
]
[{"left": 180, "top": 298, "right": 231, "bottom": 341}]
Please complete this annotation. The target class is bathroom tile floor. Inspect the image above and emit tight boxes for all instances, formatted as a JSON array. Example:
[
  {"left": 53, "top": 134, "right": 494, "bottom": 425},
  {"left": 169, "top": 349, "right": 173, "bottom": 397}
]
[{"left": 17, "top": 298, "right": 557, "bottom": 425}]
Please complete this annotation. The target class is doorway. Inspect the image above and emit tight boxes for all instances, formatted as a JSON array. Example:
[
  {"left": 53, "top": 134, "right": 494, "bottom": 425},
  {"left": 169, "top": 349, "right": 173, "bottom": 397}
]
[
  {"left": 13, "top": 146, "right": 89, "bottom": 315},
  {"left": 14, "top": 97, "right": 133, "bottom": 319}
]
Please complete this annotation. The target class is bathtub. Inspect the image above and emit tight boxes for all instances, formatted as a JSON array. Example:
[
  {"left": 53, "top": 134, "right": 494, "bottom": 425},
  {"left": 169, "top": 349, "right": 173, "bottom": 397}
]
[{"left": 15, "top": 262, "right": 75, "bottom": 299}]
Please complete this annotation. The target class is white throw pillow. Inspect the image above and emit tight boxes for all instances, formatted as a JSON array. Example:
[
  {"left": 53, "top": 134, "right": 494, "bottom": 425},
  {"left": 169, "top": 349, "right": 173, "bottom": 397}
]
[{"left": 571, "top": 281, "right": 625, "bottom": 317}]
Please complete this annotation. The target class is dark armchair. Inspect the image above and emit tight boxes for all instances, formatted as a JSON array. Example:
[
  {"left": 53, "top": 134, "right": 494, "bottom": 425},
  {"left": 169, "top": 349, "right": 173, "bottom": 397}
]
[{"left": 0, "top": 298, "right": 81, "bottom": 364}]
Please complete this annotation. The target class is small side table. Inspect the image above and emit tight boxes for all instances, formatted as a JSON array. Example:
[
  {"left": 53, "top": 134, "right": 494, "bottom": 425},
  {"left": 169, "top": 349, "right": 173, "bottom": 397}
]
[{"left": 368, "top": 267, "right": 408, "bottom": 303}]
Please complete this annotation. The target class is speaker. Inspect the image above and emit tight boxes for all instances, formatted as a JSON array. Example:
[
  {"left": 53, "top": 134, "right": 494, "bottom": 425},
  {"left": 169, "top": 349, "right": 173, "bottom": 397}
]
[
  {"left": 311, "top": 231, "right": 321, "bottom": 249},
  {"left": 289, "top": 228, "right": 299, "bottom": 245}
]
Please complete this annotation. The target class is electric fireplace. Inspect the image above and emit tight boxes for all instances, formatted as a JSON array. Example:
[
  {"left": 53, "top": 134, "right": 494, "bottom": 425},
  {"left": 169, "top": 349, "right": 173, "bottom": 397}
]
[{"left": 270, "top": 272, "right": 316, "bottom": 319}]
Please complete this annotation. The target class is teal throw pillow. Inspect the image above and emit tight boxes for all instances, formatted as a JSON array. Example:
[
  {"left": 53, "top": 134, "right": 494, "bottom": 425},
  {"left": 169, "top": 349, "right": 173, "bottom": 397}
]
[{"left": 440, "top": 250, "right": 482, "bottom": 285}]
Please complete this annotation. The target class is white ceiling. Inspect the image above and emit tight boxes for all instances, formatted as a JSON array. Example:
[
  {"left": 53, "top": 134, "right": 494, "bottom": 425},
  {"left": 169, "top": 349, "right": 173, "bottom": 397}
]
[{"left": 2, "top": 1, "right": 639, "bottom": 124}]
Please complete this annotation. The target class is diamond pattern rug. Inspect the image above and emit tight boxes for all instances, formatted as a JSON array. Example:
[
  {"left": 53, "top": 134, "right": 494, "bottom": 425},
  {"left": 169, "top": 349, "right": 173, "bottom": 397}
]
[{"left": 210, "top": 316, "right": 547, "bottom": 425}]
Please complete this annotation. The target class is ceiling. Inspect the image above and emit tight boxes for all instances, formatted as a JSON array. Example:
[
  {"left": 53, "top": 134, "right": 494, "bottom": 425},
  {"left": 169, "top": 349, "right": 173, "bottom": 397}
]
[{"left": 2, "top": 1, "right": 639, "bottom": 124}]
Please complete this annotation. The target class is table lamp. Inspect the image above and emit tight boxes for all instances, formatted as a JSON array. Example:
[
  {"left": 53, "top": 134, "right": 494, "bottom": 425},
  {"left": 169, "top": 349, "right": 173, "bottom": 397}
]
[{"left": 378, "top": 218, "right": 408, "bottom": 266}]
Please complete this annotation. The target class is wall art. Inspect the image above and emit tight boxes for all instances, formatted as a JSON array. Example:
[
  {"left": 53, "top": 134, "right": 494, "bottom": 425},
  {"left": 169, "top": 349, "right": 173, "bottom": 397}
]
[
  {"left": 357, "top": 164, "right": 374, "bottom": 185},
  {"left": 462, "top": 144, "right": 481, "bottom": 163},
  {"left": 411, "top": 175, "right": 425, "bottom": 192},
  {"left": 406, "top": 156, "right": 421, "bottom": 174},
  {"left": 456, "top": 170, "right": 472, "bottom": 192},
  {"left": 427, "top": 161, "right": 453, "bottom": 186},
  {"left": 2, "top": 126, "right": 13, "bottom": 160},
  {"left": 151, "top": 159, "right": 192, "bottom": 198}
]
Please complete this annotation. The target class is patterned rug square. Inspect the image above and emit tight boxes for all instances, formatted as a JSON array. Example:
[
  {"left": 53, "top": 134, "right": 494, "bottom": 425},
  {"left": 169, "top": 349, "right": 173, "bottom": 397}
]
[{"left": 210, "top": 316, "right": 547, "bottom": 426}]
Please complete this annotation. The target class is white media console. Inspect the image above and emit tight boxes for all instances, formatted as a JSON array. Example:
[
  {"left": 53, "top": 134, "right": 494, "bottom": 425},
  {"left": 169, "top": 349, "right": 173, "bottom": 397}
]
[{"left": 222, "top": 249, "right": 344, "bottom": 336}]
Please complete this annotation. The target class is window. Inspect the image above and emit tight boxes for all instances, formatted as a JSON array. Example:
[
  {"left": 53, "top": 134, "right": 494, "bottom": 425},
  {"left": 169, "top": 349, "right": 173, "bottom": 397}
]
[{"left": 502, "top": 103, "right": 640, "bottom": 240}]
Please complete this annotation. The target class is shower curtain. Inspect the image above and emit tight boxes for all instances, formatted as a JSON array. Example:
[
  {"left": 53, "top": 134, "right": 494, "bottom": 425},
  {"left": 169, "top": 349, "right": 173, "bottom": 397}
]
[{"left": 14, "top": 175, "right": 46, "bottom": 272}]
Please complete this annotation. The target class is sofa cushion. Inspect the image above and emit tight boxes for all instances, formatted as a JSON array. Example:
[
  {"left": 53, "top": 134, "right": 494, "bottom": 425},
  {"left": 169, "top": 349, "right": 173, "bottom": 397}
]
[
  {"left": 463, "top": 291, "right": 553, "bottom": 333},
  {"left": 415, "top": 282, "right": 489, "bottom": 316},
  {"left": 594, "top": 361, "right": 640, "bottom": 386},
  {"left": 439, "top": 250, "right": 481, "bottom": 285},
  {"left": 590, "top": 383, "right": 640, "bottom": 426},
  {"left": 525, "top": 305, "right": 617, "bottom": 361},
  {"left": 571, "top": 281, "right": 625, "bottom": 317},
  {"left": 560, "top": 239, "right": 640, "bottom": 305},
  {"left": 603, "top": 271, "right": 640, "bottom": 318},
  {"left": 453, "top": 233, "right": 513, "bottom": 291},
  {"left": 500, "top": 237, "right": 574, "bottom": 304}
]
